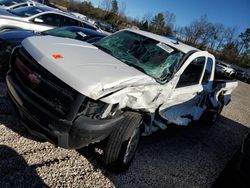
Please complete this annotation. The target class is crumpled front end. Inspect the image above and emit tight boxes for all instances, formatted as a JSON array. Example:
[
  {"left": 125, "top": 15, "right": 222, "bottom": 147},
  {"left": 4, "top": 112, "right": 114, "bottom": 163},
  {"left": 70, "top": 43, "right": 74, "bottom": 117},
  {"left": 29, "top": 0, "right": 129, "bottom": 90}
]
[{"left": 7, "top": 47, "right": 125, "bottom": 148}]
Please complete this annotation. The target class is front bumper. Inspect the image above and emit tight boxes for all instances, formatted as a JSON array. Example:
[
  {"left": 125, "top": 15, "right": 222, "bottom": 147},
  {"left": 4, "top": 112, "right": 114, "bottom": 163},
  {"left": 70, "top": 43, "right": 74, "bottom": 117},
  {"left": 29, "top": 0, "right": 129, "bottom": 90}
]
[{"left": 7, "top": 75, "right": 123, "bottom": 149}]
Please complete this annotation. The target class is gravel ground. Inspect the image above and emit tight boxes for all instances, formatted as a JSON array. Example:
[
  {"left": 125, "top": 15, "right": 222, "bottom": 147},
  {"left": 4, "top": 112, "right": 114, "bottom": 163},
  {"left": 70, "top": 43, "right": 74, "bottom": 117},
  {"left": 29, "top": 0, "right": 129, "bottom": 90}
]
[{"left": 0, "top": 81, "right": 249, "bottom": 188}]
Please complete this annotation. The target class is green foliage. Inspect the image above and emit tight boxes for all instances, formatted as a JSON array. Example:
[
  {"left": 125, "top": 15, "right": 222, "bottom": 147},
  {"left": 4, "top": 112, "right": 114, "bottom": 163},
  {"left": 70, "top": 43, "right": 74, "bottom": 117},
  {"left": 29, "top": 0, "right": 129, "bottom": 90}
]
[
  {"left": 50, "top": 0, "right": 174, "bottom": 35},
  {"left": 111, "top": 0, "right": 118, "bottom": 14},
  {"left": 138, "top": 12, "right": 174, "bottom": 35},
  {"left": 150, "top": 13, "right": 166, "bottom": 35},
  {"left": 239, "top": 28, "right": 250, "bottom": 52},
  {"left": 220, "top": 42, "right": 239, "bottom": 63},
  {"left": 238, "top": 28, "right": 250, "bottom": 67},
  {"left": 104, "top": 12, "right": 117, "bottom": 25}
]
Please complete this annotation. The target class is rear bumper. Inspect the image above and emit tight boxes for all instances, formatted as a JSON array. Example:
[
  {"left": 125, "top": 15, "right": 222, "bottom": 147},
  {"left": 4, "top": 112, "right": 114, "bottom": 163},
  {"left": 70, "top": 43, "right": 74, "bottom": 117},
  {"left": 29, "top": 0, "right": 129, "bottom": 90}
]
[{"left": 7, "top": 75, "right": 123, "bottom": 149}]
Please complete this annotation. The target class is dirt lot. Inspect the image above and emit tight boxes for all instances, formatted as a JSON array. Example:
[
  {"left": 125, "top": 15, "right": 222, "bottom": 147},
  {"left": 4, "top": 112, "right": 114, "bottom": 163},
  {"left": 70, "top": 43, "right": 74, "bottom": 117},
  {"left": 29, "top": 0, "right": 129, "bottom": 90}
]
[{"left": 0, "top": 81, "right": 249, "bottom": 188}]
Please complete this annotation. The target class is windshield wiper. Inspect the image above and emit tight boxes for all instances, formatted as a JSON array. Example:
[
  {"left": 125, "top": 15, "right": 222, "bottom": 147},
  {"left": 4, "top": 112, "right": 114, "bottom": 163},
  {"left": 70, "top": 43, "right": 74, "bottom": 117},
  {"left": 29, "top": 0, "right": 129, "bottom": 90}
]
[
  {"left": 123, "top": 60, "right": 148, "bottom": 75},
  {"left": 93, "top": 44, "right": 113, "bottom": 55}
]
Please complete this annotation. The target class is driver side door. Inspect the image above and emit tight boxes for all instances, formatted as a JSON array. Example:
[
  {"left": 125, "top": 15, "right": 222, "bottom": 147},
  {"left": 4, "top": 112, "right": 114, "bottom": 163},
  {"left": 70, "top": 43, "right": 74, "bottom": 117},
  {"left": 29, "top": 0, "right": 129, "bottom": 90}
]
[{"left": 159, "top": 51, "right": 208, "bottom": 125}]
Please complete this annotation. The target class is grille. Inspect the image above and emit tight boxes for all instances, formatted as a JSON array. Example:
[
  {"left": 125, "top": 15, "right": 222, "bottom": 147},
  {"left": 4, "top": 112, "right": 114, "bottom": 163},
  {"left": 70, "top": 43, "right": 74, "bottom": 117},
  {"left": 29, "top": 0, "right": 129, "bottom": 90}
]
[{"left": 12, "top": 48, "right": 78, "bottom": 118}]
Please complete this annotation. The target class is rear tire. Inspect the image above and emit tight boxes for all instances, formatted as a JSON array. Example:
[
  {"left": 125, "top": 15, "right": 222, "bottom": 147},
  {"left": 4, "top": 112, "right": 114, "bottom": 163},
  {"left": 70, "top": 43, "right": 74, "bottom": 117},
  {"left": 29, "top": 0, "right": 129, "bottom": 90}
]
[
  {"left": 202, "top": 98, "right": 224, "bottom": 126},
  {"left": 103, "top": 111, "right": 142, "bottom": 172}
]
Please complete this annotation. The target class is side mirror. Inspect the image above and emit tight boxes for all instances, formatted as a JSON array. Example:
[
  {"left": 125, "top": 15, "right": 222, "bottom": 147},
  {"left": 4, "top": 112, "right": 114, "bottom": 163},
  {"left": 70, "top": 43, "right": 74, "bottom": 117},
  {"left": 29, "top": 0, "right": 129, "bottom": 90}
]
[{"left": 33, "top": 18, "right": 44, "bottom": 23}]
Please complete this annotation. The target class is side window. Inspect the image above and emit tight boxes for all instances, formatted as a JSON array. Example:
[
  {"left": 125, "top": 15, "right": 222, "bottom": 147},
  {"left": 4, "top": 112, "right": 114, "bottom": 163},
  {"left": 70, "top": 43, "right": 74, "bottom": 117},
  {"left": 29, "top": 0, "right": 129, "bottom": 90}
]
[
  {"left": 81, "top": 22, "right": 97, "bottom": 30},
  {"left": 35, "top": 13, "right": 60, "bottom": 27},
  {"left": 176, "top": 57, "right": 206, "bottom": 87},
  {"left": 61, "top": 16, "right": 80, "bottom": 26},
  {"left": 11, "top": 4, "right": 28, "bottom": 10},
  {"left": 202, "top": 57, "right": 213, "bottom": 84}
]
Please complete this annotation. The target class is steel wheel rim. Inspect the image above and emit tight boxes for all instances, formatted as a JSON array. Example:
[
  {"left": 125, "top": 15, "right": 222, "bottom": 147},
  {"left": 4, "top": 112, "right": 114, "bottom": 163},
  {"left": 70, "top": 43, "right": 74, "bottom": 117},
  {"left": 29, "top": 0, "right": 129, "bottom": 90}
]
[{"left": 123, "top": 128, "right": 140, "bottom": 164}]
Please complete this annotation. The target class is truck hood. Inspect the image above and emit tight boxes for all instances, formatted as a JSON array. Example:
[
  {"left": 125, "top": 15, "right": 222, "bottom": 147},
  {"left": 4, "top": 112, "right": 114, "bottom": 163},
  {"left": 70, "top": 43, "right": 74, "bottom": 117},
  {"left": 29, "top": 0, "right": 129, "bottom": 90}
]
[{"left": 22, "top": 36, "right": 155, "bottom": 99}]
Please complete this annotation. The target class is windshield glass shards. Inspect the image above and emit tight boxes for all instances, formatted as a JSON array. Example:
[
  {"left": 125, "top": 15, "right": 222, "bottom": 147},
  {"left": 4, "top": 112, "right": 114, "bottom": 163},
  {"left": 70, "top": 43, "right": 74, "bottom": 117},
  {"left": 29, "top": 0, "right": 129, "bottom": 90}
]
[{"left": 95, "top": 30, "right": 184, "bottom": 82}]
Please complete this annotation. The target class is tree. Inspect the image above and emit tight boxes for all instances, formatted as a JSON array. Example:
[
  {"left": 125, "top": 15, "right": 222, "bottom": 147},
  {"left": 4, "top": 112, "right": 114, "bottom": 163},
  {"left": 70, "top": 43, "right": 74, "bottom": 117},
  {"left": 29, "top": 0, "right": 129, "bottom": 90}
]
[
  {"left": 224, "top": 27, "right": 237, "bottom": 44},
  {"left": 118, "top": 1, "right": 126, "bottom": 16},
  {"left": 150, "top": 13, "right": 165, "bottom": 35},
  {"left": 163, "top": 11, "right": 175, "bottom": 30},
  {"left": 238, "top": 28, "right": 250, "bottom": 67},
  {"left": 212, "top": 24, "right": 225, "bottom": 51},
  {"left": 239, "top": 28, "right": 250, "bottom": 53},
  {"left": 100, "top": 0, "right": 112, "bottom": 12},
  {"left": 181, "top": 16, "right": 210, "bottom": 46},
  {"left": 111, "top": 0, "right": 118, "bottom": 14},
  {"left": 240, "top": 49, "right": 250, "bottom": 67},
  {"left": 142, "top": 13, "right": 153, "bottom": 23},
  {"left": 220, "top": 42, "right": 239, "bottom": 63}
]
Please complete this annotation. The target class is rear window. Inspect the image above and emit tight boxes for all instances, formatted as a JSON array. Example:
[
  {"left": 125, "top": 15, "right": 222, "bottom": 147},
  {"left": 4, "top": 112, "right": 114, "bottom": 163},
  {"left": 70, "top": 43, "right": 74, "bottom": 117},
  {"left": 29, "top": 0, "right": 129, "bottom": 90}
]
[
  {"left": 36, "top": 13, "right": 60, "bottom": 27},
  {"left": 61, "top": 16, "right": 80, "bottom": 27}
]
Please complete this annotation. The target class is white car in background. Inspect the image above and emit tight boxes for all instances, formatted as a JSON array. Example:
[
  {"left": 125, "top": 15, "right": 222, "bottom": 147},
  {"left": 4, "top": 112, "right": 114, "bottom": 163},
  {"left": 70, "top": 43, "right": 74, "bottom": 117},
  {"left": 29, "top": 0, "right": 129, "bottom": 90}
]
[
  {"left": 69, "top": 12, "right": 88, "bottom": 21},
  {"left": 216, "top": 61, "right": 236, "bottom": 76},
  {"left": 0, "top": 5, "right": 98, "bottom": 32}
]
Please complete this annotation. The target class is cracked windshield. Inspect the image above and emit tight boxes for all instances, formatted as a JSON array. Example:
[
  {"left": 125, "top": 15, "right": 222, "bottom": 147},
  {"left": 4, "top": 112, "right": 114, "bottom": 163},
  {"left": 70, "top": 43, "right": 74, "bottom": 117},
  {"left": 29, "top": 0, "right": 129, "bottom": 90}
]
[{"left": 95, "top": 30, "right": 184, "bottom": 81}]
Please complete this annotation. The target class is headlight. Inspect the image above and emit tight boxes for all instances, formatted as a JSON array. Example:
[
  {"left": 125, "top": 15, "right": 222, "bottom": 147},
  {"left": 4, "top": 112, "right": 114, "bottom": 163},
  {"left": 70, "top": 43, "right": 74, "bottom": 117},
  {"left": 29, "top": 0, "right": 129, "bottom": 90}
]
[{"left": 78, "top": 97, "right": 118, "bottom": 119}]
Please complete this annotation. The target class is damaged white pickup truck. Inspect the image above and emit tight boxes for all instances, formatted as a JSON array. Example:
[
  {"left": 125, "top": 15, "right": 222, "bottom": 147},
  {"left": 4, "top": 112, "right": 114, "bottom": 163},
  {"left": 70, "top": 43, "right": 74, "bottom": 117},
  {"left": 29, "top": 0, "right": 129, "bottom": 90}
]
[{"left": 6, "top": 29, "right": 238, "bottom": 171}]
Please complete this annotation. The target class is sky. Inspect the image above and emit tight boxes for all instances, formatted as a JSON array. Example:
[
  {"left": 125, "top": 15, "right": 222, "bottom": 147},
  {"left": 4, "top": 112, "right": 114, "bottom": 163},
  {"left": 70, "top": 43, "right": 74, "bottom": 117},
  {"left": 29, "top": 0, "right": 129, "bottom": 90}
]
[{"left": 85, "top": 0, "right": 250, "bottom": 34}]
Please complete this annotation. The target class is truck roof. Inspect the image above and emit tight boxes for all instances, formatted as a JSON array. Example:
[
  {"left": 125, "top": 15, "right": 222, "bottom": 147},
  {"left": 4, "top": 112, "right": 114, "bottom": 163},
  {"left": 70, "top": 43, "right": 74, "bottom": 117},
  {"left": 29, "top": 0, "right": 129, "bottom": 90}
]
[{"left": 126, "top": 29, "right": 199, "bottom": 54}]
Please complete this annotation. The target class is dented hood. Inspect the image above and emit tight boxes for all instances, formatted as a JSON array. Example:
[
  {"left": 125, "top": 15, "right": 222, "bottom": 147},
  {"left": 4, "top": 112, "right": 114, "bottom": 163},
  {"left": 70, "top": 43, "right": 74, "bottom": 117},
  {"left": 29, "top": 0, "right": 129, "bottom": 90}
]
[{"left": 22, "top": 36, "right": 155, "bottom": 99}]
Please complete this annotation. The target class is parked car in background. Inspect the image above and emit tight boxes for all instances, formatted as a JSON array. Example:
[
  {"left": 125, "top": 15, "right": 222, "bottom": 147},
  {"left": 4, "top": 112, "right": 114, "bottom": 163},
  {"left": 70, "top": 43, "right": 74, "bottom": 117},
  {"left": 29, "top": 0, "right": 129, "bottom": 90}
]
[
  {"left": 6, "top": 29, "right": 238, "bottom": 171},
  {"left": 1, "top": 1, "right": 39, "bottom": 10},
  {"left": 0, "top": 0, "right": 37, "bottom": 10},
  {"left": 69, "top": 12, "right": 88, "bottom": 21},
  {"left": 235, "top": 69, "right": 250, "bottom": 83},
  {"left": 0, "top": 0, "right": 26, "bottom": 8},
  {"left": 0, "top": 26, "right": 106, "bottom": 77},
  {"left": 96, "top": 21, "right": 117, "bottom": 33},
  {"left": 215, "top": 61, "right": 236, "bottom": 76},
  {"left": 0, "top": 5, "right": 98, "bottom": 32}
]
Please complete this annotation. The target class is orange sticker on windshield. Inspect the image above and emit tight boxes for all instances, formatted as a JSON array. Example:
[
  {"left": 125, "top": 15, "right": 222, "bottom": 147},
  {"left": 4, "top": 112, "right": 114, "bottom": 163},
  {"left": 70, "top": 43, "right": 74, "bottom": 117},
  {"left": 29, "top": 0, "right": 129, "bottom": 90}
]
[{"left": 52, "top": 54, "right": 64, "bottom": 59}]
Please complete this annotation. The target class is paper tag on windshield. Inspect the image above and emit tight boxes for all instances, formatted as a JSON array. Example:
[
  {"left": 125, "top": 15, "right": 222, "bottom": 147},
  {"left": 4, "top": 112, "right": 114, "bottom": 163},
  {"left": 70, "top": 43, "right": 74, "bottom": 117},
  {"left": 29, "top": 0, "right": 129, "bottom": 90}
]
[
  {"left": 77, "top": 32, "right": 87, "bottom": 38},
  {"left": 157, "top": 42, "right": 174, "bottom": 53}
]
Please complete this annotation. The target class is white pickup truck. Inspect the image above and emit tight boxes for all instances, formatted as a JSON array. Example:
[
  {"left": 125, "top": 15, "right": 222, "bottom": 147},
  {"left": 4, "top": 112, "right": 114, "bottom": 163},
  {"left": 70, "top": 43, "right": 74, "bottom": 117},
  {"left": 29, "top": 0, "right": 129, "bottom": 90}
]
[{"left": 6, "top": 29, "right": 238, "bottom": 171}]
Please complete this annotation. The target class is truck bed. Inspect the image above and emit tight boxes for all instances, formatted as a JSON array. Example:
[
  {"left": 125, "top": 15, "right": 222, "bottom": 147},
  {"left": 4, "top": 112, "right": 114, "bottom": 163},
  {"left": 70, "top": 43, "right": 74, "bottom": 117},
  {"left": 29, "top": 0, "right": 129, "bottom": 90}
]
[
  {"left": 212, "top": 72, "right": 238, "bottom": 106},
  {"left": 214, "top": 72, "right": 235, "bottom": 81},
  {"left": 213, "top": 72, "right": 237, "bottom": 88}
]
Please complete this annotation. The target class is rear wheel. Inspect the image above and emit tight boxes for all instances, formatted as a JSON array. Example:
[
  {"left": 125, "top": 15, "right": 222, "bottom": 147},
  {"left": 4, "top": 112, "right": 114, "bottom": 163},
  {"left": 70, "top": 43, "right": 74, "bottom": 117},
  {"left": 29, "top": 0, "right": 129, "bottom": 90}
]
[
  {"left": 202, "top": 94, "right": 224, "bottom": 125},
  {"left": 103, "top": 111, "right": 142, "bottom": 172},
  {"left": 202, "top": 104, "right": 224, "bottom": 125}
]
